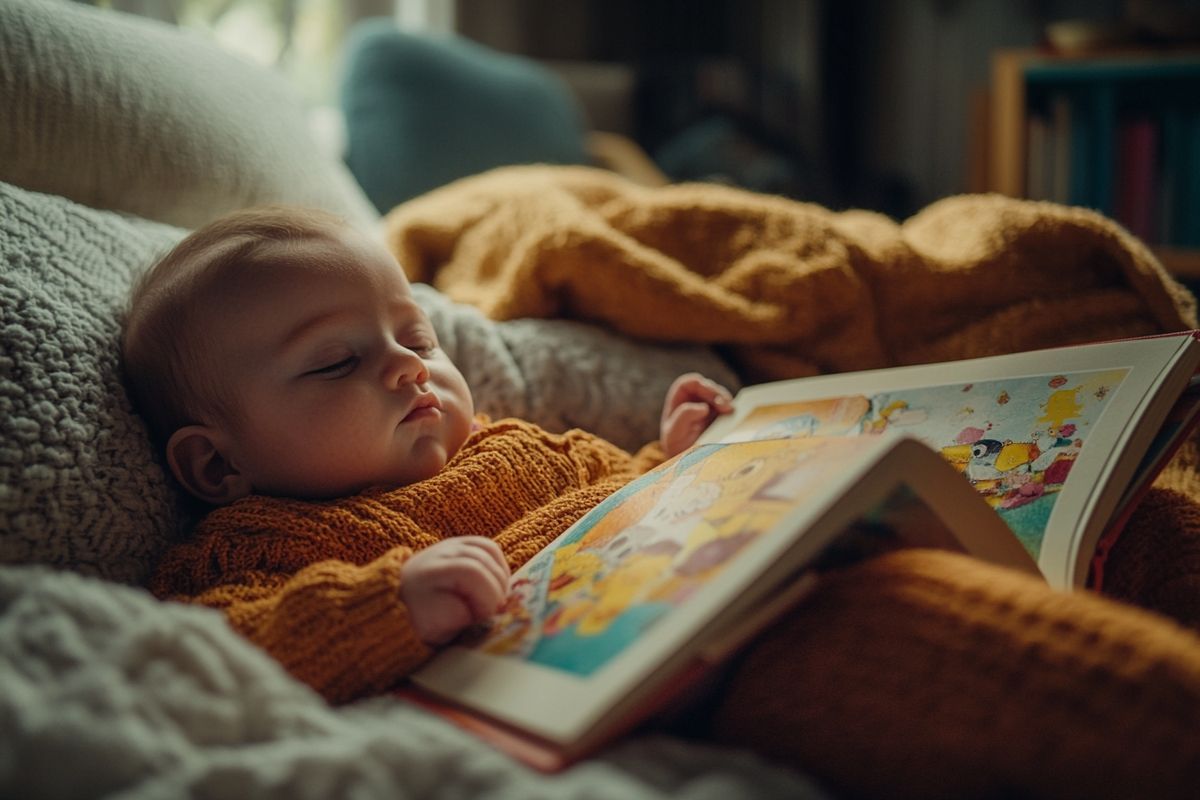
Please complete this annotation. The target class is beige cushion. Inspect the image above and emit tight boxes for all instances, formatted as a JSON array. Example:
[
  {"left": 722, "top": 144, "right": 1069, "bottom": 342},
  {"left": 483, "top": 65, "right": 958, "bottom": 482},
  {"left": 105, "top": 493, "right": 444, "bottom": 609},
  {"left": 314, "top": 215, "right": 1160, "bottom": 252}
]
[{"left": 0, "top": 0, "right": 378, "bottom": 230}]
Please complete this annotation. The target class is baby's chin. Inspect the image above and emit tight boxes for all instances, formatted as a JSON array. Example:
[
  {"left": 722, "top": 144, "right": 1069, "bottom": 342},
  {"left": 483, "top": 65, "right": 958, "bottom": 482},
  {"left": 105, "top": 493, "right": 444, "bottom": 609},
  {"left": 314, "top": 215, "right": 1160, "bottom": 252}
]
[
  {"left": 355, "top": 439, "right": 467, "bottom": 496},
  {"left": 263, "top": 429, "right": 472, "bottom": 500}
]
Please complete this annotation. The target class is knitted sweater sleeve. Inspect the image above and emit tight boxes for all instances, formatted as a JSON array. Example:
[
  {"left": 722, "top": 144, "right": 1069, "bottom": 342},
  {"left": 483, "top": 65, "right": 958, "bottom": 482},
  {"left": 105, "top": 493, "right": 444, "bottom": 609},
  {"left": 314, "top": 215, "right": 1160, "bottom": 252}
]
[
  {"left": 149, "top": 497, "right": 439, "bottom": 704},
  {"left": 190, "top": 549, "right": 431, "bottom": 704}
]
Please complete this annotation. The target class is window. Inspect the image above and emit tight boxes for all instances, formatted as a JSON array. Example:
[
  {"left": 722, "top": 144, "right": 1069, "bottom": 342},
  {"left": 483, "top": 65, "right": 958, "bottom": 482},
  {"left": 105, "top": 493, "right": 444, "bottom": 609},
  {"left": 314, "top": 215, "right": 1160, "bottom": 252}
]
[{"left": 92, "top": 0, "right": 455, "bottom": 106}]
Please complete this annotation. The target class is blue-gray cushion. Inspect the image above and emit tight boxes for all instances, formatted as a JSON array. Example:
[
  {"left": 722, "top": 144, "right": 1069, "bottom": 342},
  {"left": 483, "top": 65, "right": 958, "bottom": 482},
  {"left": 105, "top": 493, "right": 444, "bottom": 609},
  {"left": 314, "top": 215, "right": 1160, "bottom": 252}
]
[{"left": 341, "top": 22, "right": 589, "bottom": 213}]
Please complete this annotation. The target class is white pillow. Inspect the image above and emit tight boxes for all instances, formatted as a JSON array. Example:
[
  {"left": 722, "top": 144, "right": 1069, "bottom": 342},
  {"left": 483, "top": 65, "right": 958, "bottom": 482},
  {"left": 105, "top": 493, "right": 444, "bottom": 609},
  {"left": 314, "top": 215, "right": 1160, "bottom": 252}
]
[{"left": 0, "top": 0, "right": 378, "bottom": 230}]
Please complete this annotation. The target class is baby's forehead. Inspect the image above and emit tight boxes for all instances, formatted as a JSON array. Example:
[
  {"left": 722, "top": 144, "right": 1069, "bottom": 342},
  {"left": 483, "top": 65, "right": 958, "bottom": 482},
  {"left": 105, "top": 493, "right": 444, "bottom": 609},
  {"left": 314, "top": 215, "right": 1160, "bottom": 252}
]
[{"left": 200, "top": 230, "right": 411, "bottom": 295}]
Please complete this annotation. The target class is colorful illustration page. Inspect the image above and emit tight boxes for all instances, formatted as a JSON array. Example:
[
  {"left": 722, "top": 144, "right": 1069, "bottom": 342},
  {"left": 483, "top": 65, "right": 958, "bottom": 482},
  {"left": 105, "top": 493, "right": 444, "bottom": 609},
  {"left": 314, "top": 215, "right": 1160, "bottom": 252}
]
[
  {"left": 468, "top": 436, "right": 881, "bottom": 677},
  {"left": 719, "top": 369, "right": 1130, "bottom": 558}
]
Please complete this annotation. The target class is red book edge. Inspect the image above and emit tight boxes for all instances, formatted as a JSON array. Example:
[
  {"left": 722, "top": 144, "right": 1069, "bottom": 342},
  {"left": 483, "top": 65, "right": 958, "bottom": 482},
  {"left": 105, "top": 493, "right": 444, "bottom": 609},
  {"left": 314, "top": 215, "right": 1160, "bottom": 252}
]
[
  {"left": 1089, "top": 331, "right": 1200, "bottom": 589},
  {"left": 394, "top": 573, "right": 821, "bottom": 771}
]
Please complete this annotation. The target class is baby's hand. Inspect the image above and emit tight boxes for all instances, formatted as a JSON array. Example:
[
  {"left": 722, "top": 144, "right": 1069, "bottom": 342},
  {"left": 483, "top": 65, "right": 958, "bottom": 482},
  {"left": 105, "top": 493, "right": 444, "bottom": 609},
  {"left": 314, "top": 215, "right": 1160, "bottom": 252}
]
[
  {"left": 399, "top": 537, "right": 511, "bottom": 645},
  {"left": 660, "top": 372, "right": 734, "bottom": 457}
]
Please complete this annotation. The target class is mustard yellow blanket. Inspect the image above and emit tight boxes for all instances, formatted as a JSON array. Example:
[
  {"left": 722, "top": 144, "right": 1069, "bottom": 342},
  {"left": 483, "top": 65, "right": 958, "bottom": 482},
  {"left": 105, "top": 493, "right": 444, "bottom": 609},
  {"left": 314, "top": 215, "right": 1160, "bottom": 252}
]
[{"left": 384, "top": 165, "right": 1196, "bottom": 382}]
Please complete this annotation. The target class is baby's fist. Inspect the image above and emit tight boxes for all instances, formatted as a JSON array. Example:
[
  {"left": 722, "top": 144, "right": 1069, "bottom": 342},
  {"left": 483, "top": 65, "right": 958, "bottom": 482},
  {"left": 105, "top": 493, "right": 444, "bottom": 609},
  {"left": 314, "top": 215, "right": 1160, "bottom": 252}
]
[
  {"left": 660, "top": 373, "right": 734, "bottom": 457},
  {"left": 399, "top": 537, "right": 511, "bottom": 645}
]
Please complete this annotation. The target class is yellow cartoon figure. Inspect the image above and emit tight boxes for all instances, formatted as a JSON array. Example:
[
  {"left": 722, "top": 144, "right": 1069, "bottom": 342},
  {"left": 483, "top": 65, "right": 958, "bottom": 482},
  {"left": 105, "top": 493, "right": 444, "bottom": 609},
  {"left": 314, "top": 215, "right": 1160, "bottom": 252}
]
[
  {"left": 1038, "top": 387, "right": 1084, "bottom": 431},
  {"left": 569, "top": 439, "right": 834, "bottom": 639}
]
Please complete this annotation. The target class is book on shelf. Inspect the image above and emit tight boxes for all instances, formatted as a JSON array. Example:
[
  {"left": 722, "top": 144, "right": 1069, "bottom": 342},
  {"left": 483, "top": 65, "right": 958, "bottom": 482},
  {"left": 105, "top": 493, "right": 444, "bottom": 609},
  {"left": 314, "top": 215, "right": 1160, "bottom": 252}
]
[
  {"left": 405, "top": 331, "right": 1200, "bottom": 770},
  {"left": 1023, "top": 94, "right": 1073, "bottom": 205},
  {"left": 1026, "top": 111, "right": 1049, "bottom": 201},
  {"left": 1185, "top": 110, "right": 1200, "bottom": 247},
  {"left": 1009, "top": 53, "right": 1200, "bottom": 252},
  {"left": 1115, "top": 116, "right": 1158, "bottom": 242},
  {"left": 1157, "top": 107, "right": 1184, "bottom": 246},
  {"left": 1051, "top": 93, "right": 1072, "bottom": 202},
  {"left": 1156, "top": 107, "right": 1200, "bottom": 248}
]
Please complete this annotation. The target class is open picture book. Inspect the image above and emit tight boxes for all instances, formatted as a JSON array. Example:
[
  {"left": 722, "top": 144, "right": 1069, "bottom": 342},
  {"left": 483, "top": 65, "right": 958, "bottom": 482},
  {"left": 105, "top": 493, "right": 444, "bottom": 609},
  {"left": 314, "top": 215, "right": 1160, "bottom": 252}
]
[{"left": 407, "top": 331, "right": 1200, "bottom": 769}]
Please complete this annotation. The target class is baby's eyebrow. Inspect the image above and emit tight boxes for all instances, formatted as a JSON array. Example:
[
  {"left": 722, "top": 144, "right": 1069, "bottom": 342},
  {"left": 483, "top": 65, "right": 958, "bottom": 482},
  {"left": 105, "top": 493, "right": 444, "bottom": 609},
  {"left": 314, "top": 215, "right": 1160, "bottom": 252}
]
[
  {"left": 278, "top": 311, "right": 347, "bottom": 354},
  {"left": 390, "top": 297, "right": 435, "bottom": 328}
]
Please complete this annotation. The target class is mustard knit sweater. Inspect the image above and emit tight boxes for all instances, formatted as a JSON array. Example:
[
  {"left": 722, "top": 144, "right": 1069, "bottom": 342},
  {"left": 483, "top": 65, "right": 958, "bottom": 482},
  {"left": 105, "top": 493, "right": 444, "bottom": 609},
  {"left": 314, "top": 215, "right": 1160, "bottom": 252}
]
[{"left": 148, "top": 419, "right": 664, "bottom": 703}]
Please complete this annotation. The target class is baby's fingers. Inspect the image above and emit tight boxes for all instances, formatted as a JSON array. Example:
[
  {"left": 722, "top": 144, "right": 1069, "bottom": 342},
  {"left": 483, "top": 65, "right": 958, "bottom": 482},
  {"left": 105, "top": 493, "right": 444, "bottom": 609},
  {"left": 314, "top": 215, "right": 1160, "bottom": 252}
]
[
  {"left": 447, "top": 559, "right": 508, "bottom": 621},
  {"left": 455, "top": 537, "right": 511, "bottom": 595},
  {"left": 662, "top": 401, "right": 718, "bottom": 457},
  {"left": 666, "top": 374, "right": 733, "bottom": 415}
]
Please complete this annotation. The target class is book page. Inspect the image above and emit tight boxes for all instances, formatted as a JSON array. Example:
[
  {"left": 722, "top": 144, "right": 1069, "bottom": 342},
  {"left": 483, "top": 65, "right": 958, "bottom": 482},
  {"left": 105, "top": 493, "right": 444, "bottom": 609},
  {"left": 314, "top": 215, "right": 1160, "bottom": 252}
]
[
  {"left": 700, "top": 334, "right": 1200, "bottom": 587},
  {"left": 711, "top": 369, "right": 1127, "bottom": 561}
]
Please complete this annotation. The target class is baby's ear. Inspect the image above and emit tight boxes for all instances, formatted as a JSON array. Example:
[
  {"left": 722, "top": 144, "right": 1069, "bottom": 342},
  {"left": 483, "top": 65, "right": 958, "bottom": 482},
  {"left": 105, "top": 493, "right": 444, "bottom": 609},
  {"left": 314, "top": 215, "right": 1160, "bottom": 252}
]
[{"left": 166, "top": 425, "right": 252, "bottom": 505}]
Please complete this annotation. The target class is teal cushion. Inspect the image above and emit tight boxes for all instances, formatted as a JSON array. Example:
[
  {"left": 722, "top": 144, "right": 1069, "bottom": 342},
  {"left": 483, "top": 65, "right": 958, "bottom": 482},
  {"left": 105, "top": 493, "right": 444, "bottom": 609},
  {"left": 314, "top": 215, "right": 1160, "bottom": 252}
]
[{"left": 341, "top": 22, "right": 588, "bottom": 213}]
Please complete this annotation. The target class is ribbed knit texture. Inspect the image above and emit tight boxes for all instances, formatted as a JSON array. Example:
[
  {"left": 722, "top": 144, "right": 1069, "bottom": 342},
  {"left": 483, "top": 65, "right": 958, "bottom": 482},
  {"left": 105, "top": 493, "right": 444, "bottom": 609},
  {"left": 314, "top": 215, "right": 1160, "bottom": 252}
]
[
  {"left": 1103, "top": 438, "right": 1200, "bottom": 627},
  {"left": 149, "top": 419, "right": 664, "bottom": 703},
  {"left": 709, "top": 548, "right": 1200, "bottom": 800}
]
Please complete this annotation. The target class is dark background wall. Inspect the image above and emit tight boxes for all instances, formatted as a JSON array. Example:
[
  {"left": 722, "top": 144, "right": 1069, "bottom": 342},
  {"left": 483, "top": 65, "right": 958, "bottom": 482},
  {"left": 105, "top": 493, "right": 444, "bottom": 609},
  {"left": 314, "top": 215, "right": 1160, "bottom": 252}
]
[{"left": 454, "top": 0, "right": 1185, "bottom": 218}]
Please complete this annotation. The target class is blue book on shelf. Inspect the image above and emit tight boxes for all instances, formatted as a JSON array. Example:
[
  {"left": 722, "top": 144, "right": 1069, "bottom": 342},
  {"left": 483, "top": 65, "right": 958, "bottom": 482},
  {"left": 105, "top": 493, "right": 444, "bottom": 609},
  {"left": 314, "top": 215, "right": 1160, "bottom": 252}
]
[
  {"left": 1158, "top": 108, "right": 1183, "bottom": 245},
  {"left": 1090, "top": 86, "right": 1116, "bottom": 217},
  {"left": 1068, "top": 92, "right": 1092, "bottom": 208},
  {"left": 1185, "top": 110, "right": 1200, "bottom": 248},
  {"left": 1067, "top": 86, "right": 1116, "bottom": 213}
]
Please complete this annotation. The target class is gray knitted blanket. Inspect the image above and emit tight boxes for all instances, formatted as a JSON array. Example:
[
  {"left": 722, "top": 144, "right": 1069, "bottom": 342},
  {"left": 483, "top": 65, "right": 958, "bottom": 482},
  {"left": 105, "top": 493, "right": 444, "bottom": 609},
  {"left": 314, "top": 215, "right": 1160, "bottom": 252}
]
[{"left": 0, "top": 565, "right": 818, "bottom": 799}]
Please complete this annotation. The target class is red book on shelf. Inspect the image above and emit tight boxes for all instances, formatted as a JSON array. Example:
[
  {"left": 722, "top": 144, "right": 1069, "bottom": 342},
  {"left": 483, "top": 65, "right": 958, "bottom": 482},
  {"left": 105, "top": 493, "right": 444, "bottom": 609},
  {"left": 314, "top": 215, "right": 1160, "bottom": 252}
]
[{"left": 1115, "top": 117, "right": 1158, "bottom": 243}]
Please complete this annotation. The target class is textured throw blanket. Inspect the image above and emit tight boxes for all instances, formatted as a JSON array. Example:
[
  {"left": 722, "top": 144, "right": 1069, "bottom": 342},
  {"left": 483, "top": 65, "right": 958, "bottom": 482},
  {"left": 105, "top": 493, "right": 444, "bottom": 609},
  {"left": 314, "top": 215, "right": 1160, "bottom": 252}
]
[
  {"left": 0, "top": 565, "right": 819, "bottom": 799},
  {"left": 384, "top": 165, "right": 1196, "bottom": 382}
]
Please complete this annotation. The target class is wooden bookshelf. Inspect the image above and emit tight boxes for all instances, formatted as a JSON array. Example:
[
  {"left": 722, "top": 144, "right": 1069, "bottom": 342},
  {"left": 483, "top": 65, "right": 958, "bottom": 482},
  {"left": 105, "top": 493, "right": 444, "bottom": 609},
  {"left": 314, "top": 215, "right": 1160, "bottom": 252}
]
[
  {"left": 986, "top": 49, "right": 1200, "bottom": 277},
  {"left": 1157, "top": 247, "right": 1200, "bottom": 281}
]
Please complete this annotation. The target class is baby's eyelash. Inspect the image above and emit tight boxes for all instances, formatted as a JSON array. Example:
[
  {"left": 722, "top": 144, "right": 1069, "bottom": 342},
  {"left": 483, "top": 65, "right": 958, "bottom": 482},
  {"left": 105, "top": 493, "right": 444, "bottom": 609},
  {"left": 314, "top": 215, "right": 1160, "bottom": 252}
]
[{"left": 306, "top": 356, "right": 358, "bottom": 377}]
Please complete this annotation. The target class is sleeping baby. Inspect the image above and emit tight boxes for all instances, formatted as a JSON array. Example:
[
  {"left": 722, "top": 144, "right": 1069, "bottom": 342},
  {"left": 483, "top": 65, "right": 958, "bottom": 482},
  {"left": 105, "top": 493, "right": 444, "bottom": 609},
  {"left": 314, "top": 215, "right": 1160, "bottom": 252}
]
[{"left": 121, "top": 205, "right": 732, "bottom": 701}]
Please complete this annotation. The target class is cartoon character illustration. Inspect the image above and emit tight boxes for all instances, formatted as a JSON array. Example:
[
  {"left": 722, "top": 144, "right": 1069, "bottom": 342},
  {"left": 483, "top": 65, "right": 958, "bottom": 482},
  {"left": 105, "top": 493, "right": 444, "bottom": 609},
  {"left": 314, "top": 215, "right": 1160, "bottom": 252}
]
[
  {"left": 481, "top": 577, "right": 539, "bottom": 655},
  {"left": 1039, "top": 387, "right": 1084, "bottom": 431},
  {"left": 964, "top": 438, "right": 1005, "bottom": 481},
  {"left": 564, "top": 443, "right": 818, "bottom": 638},
  {"left": 726, "top": 396, "right": 870, "bottom": 442},
  {"left": 479, "top": 437, "right": 879, "bottom": 676},
  {"left": 862, "top": 400, "right": 912, "bottom": 434}
]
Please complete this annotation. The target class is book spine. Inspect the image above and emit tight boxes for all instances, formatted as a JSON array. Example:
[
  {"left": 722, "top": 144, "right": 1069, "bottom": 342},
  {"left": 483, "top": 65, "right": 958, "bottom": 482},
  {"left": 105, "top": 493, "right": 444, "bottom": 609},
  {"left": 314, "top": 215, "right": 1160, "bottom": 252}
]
[
  {"left": 1068, "top": 91, "right": 1092, "bottom": 207},
  {"left": 1157, "top": 107, "right": 1182, "bottom": 246},
  {"left": 1051, "top": 93, "right": 1072, "bottom": 204},
  {"left": 1090, "top": 86, "right": 1116, "bottom": 217},
  {"left": 1185, "top": 110, "right": 1200, "bottom": 247},
  {"left": 1115, "top": 116, "right": 1158, "bottom": 243},
  {"left": 1027, "top": 112, "right": 1048, "bottom": 201}
]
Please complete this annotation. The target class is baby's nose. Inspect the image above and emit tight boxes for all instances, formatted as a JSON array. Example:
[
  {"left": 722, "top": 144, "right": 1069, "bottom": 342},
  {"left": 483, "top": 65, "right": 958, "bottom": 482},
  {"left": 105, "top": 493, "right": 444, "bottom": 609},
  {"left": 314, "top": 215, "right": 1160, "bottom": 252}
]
[{"left": 383, "top": 346, "right": 429, "bottom": 387}]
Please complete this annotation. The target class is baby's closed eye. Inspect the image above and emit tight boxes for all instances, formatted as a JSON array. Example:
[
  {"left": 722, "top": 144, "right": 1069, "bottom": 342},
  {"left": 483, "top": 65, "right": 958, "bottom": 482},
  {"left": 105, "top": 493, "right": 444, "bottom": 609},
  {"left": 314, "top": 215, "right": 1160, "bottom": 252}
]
[{"left": 305, "top": 355, "right": 359, "bottom": 377}]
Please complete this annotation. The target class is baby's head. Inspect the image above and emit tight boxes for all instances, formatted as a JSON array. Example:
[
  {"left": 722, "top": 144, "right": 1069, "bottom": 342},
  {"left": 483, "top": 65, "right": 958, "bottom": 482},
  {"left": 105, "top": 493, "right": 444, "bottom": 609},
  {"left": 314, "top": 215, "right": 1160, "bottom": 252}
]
[{"left": 123, "top": 206, "right": 474, "bottom": 504}]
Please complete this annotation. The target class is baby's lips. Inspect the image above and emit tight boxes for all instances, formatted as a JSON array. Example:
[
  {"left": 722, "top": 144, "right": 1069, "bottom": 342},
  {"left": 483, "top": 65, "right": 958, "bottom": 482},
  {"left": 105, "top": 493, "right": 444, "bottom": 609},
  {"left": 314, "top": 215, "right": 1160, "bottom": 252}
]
[{"left": 400, "top": 392, "right": 441, "bottom": 422}]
